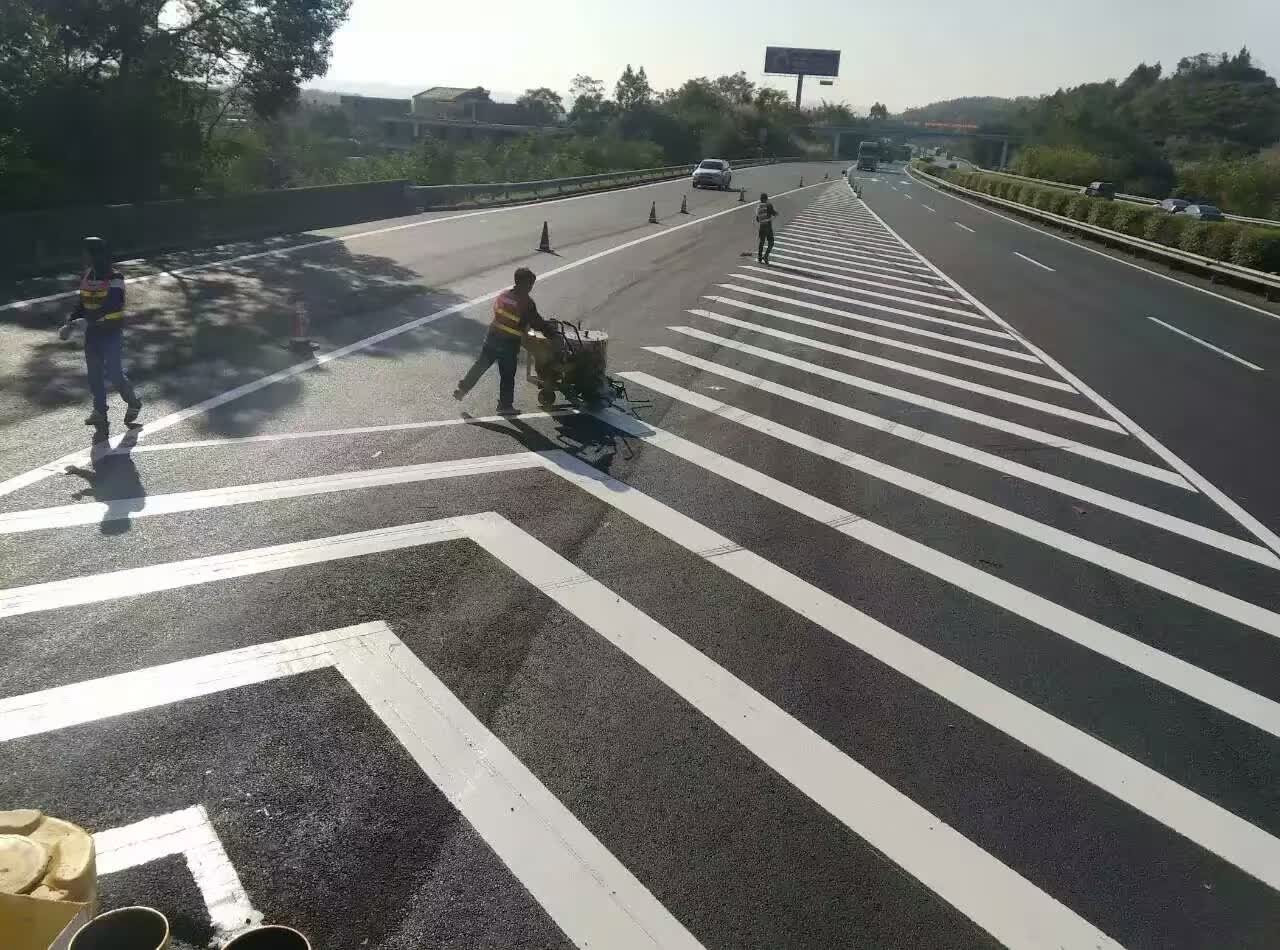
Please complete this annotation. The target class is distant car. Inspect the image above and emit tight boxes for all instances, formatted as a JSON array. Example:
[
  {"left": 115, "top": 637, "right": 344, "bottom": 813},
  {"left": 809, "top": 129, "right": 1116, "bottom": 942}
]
[
  {"left": 1157, "top": 198, "right": 1189, "bottom": 213},
  {"left": 692, "top": 159, "right": 733, "bottom": 190},
  {"left": 1082, "top": 181, "right": 1116, "bottom": 199},
  {"left": 1184, "top": 204, "right": 1225, "bottom": 221}
]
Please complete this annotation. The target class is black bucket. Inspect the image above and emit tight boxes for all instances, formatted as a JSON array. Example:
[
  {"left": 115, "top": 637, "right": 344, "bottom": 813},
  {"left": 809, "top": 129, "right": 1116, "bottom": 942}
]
[
  {"left": 221, "top": 925, "right": 311, "bottom": 950},
  {"left": 69, "top": 906, "right": 170, "bottom": 950}
]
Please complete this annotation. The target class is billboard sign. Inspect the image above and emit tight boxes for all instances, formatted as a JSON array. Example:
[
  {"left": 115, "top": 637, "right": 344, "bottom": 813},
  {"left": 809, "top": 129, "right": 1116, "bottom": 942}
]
[{"left": 764, "top": 47, "right": 841, "bottom": 77}]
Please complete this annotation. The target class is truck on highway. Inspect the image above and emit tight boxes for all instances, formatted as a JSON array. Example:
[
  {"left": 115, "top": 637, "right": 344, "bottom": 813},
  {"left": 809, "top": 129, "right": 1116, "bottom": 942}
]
[{"left": 855, "top": 141, "right": 879, "bottom": 172}]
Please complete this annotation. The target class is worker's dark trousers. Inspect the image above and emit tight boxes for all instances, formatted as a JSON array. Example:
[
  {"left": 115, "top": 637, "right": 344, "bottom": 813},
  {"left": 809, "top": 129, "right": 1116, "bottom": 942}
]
[
  {"left": 458, "top": 334, "right": 521, "bottom": 408},
  {"left": 757, "top": 224, "right": 775, "bottom": 262},
  {"left": 84, "top": 331, "right": 138, "bottom": 414}
]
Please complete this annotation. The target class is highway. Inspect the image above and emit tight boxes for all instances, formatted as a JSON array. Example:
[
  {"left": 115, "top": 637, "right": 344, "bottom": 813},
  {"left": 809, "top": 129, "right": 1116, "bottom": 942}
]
[{"left": 3, "top": 158, "right": 1280, "bottom": 948}]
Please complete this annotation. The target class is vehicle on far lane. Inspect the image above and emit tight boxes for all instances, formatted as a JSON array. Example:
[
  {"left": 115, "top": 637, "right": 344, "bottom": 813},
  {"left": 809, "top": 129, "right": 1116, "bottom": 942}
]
[
  {"left": 692, "top": 159, "right": 733, "bottom": 190},
  {"left": 1184, "top": 204, "right": 1226, "bottom": 221},
  {"left": 856, "top": 141, "right": 879, "bottom": 172},
  {"left": 1157, "top": 198, "right": 1189, "bottom": 213},
  {"left": 1083, "top": 180, "right": 1116, "bottom": 199}
]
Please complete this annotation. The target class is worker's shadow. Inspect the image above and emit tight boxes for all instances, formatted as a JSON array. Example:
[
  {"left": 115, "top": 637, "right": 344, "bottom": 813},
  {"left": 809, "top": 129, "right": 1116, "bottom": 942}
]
[
  {"left": 465, "top": 409, "right": 636, "bottom": 475},
  {"left": 64, "top": 429, "right": 146, "bottom": 535}
]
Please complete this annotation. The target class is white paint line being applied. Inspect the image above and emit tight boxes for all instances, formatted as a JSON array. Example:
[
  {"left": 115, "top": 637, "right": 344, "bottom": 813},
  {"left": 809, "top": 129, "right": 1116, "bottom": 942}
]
[
  {"left": 95, "top": 807, "right": 263, "bottom": 938},
  {"left": 686, "top": 309, "right": 1065, "bottom": 389},
  {"left": 621, "top": 372, "right": 1280, "bottom": 637},
  {"left": 6, "top": 617, "right": 703, "bottom": 950},
  {"left": 1014, "top": 251, "right": 1056, "bottom": 273},
  {"left": 664, "top": 328, "right": 1189, "bottom": 487},
  {"left": 704, "top": 293, "right": 1038, "bottom": 361},
  {"left": 1148, "top": 317, "right": 1264, "bottom": 372},
  {"left": 0, "top": 538, "right": 1109, "bottom": 948},
  {"left": 558, "top": 435, "right": 1280, "bottom": 897},
  {"left": 955, "top": 222, "right": 976, "bottom": 234},
  {"left": 0, "top": 180, "right": 840, "bottom": 501},
  {"left": 674, "top": 319, "right": 1115, "bottom": 429},
  {"left": 725, "top": 277, "right": 1010, "bottom": 338},
  {"left": 740, "top": 266, "right": 989, "bottom": 320},
  {"left": 638, "top": 348, "right": 1274, "bottom": 567},
  {"left": 863, "top": 192, "right": 1280, "bottom": 559}
]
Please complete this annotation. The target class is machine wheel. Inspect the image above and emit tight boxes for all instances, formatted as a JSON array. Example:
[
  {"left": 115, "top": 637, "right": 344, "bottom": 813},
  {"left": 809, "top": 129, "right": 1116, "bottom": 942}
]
[{"left": 537, "top": 387, "right": 556, "bottom": 408}]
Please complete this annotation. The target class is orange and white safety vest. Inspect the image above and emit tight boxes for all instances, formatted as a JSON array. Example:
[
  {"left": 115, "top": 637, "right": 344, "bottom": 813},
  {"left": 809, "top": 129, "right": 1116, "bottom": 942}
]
[
  {"left": 489, "top": 290, "right": 527, "bottom": 337},
  {"left": 79, "top": 269, "right": 125, "bottom": 323}
]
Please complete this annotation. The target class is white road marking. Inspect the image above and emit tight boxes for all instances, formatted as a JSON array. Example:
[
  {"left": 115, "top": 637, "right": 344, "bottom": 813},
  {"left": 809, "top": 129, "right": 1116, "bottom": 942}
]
[
  {"left": 0, "top": 539, "right": 1110, "bottom": 948},
  {"left": 127, "top": 409, "right": 579, "bottom": 454},
  {"left": 640, "top": 348, "right": 1273, "bottom": 567},
  {"left": 687, "top": 309, "right": 1066, "bottom": 389},
  {"left": 765, "top": 261, "right": 965, "bottom": 303},
  {"left": 955, "top": 222, "right": 976, "bottom": 234},
  {"left": 624, "top": 372, "right": 1280, "bottom": 637},
  {"left": 5, "top": 617, "right": 704, "bottom": 950},
  {"left": 1014, "top": 252, "right": 1056, "bottom": 273},
  {"left": 781, "top": 236, "right": 938, "bottom": 274},
  {"left": 582, "top": 412, "right": 1280, "bottom": 894},
  {"left": 0, "top": 454, "right": 541, "bottom": 536},
  {"left": 903, "top": 193, "right": 914, "bottom": 200},
  {"left": 791, "top": 216, "right": 893, "bottom": 239},
  {"left": 922, "top": 205, "right": 937, "bottom": 213},
  {"left": 726, "top": 277, "right": 1013, "bottom": 338},
  {"left": 95, "top": 807, "right": 263, "bottom": 938},
  {"left": 864, "top": 193, "right": 1280, "bottom": 559},
  {"left": 677, "top": 318, "right": 1112, "bottom": 429},
  {"left": 770, "top": 244, "right": 942, "bottom": 280},
  {"left": 769, "top": 251, "right": 947, "bottom": 289},
  {"left": 783, "top": 227, "right": 920, "bottom": 261},
  {"left": 741, "top": 266, "right": 987, "bottom": 320},
  {"left": 906, "top": 165, "right": 1280, "bottom": 326},
  {"left": 0, "top": 180, "right": 839, "bottom": 500},
  {"left": 1148, "top": 317, "right": 1264, "bottom": 372},
  {"left": 704, "top": 294, "right": 1039, "bottom": 361},
  {"left": 666, "top": 328, "right": 1188, "bottom": 486}
]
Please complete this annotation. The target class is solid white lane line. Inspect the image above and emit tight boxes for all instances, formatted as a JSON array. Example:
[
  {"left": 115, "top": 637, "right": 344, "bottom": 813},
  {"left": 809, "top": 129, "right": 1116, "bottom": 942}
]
[
  {"left": 0, "top": 454, "right": 541, "bottom": 535},
  {"left": 679, "top": 318, "right": 1110, "bottom": 428},
  {"left": 771, "top": 246, "right": 944, "bottom": 281},
  {"left": 642, "top": 349, "right": 1271, "bottom": 566},
  {"left": 688, "top": 309, "right": 1066, "bottom": 389},
  {"left": 667, "top": 329, "right": 1187, "bottom": 486},
  {"left": 766, "top": 261, "right": 966, "bottom": 303},
  {"left": 705, "top": 294, "right": 1040, "bottom": 361},
  {"left": 727, "top": 277, "right": 1014, "bottom": 339},
  {"left": 625, "top": 373, "right": 1280, "bottom": 637},
  {"left": 864, "top": 193, "right": 1280, "bottom": 559},
  {"left": 129, "top": 410, "right": 579, "bottom": 454},
  {"left": 955, "top": 222, "right": 976, "bottom": 234},
  {"left": 741, "top": 266, "right": 987, "bottom": 320},
  {"left": 923, "top": 205, "right": 937, "bottom": 213},
  {"left": 1148, "top": 317, "right": 1264, "bottom": 372},
  {"left": 581, "top": 413, "right": 1280, "bottom": 894},
  {"left": 1014, "top": 252, "right": 1056, "bottom": 273},
  {"left": 0, "top": 178, "right": 838, "bottom": 500},
  {"left": 5, "top": 617, "right": 704, "bottom": 950},
  {"left": 769, "top": 252, "right": 947, "bottom": 289}
]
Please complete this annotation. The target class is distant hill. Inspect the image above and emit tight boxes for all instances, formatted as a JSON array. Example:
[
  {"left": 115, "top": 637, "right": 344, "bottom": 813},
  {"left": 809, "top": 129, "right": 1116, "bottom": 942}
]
[{"left": 896, "top": 96, "right": 1030, "bottom": 127}]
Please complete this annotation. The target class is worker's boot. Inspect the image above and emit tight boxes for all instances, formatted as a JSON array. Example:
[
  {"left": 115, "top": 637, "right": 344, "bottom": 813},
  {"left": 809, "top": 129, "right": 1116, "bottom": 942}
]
[
  {"left": 124, "top": 400, "right": 143, "bottom": 427},
  {"left": 84, "top": 410, "right": 107, "bottom": 428},
  {"left": 496, "top": 405, "right": 518, "bottom": 416}
]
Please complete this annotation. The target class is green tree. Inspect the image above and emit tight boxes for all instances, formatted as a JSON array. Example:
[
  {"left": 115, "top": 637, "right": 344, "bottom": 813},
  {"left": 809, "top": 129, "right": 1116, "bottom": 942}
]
[
  {"left": 869, "top": 102, "right": 890, "bottom": 120},
  {"left": 713, "top": 71, "right": 755, "bottom": 105},
  {"left": 615, "top": 64, "right": 653, "bottom": 111},
  {"left": 516, "top": 87, "right": 565, "bottom": 125}
]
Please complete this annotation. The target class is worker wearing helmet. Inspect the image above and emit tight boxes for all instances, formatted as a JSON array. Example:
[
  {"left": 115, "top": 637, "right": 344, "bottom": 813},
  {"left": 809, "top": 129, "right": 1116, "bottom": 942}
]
[
  {"left": 59, "top": 237, "right": 142, "bottom": 430},
  {"left": 454, "top": 267, "right": 550, "bottom": 413},
  {"left": 756, "top": 192, "right": 778, "bottom": 264}
]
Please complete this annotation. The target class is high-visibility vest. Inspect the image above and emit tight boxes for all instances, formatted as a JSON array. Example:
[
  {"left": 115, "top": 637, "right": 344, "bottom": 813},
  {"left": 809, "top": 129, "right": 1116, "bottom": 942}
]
[
  {"left": 79, "top": 269, "right": 124, "bottom": 322},
  {"left": 489, "top": 289, "right": 525, "bottom": 337},
  {"left": 756, "top": 203, "right": 773, "bottom": 224}
]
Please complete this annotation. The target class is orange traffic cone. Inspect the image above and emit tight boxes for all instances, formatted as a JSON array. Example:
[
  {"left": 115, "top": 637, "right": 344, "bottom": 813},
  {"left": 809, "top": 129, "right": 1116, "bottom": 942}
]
[
  {"left": 799, "top": 176, "right": 804, "bottom": 186},
  {"left": 289, "top": 308, "right": 313, "bottom": 353},
  {"left": 538, "top": 221, "right": 551, "bottom": 252},
  {"left": 680, "top": 194, "right": 689, "bottom": 214},
  {"left": 738, "top": 188, "right": 746, "bottom": 203},
  {"left": 648, "top": 201, "right": 658, "bottom": 224}
]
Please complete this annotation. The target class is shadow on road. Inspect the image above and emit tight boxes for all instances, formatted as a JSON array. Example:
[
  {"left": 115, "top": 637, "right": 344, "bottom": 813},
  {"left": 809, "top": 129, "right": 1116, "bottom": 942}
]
[
  {"left": 9, "top": 240, "right": 477, "bottom": 441},
  {"left": 63, "top": 430, "right": 145, "bottom": 534}
]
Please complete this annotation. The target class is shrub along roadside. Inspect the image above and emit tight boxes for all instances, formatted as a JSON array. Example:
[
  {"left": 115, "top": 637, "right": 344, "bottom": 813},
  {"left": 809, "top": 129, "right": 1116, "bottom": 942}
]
[{"left": 927, "top": 166, "right": 1280, "bottom": 274}]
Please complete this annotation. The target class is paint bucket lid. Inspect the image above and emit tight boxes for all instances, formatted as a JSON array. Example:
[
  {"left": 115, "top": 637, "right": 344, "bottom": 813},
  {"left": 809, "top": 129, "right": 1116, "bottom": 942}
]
[
  {"left": 69, "top": 906, "right": 169, "bottom": 950},
  {"left": 221, "top": 925, "right": 311, "bottom": 950}
]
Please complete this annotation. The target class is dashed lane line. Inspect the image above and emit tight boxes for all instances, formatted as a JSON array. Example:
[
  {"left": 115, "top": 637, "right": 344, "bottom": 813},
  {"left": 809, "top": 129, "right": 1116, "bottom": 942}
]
[
  {"left": 955, "top": 222, "right": 976, "bottom": 234},
  {"left": 1148, "top": 317, "right": 1264, "bottom": 372},
  {"left": 1014, "top": 251, "right": 1056, "bottom": 273}
]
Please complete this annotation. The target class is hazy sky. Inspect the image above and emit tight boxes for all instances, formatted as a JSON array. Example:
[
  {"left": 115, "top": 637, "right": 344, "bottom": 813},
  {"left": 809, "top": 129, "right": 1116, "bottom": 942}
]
[{"left": 315, "top": 0, "right": 1279, "bottom": 111}]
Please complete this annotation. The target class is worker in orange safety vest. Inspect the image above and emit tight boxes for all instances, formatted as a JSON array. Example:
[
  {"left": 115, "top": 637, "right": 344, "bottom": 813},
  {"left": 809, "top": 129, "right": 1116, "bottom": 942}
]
[{"left": 453, "top": 267, "right": 550, "bottom": 413}]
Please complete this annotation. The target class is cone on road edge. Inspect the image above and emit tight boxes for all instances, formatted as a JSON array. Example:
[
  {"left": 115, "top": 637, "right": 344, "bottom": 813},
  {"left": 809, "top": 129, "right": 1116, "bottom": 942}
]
[
  {"left": 289, "top": 307, "right": 313, "bottom": 353},
  {"left": 799, "top": 176, "right": 804, "bottom": 186},
  {"left": 648, "top": 201, "right": 658, "bottom": 224},
  {"left": 538, "top": 221, "right": 551, "bottom": 252},
  {"left": 738, "top": 188, "right": 746, "bottom": 203},
  {"left": 680, "top": 194, "right": 689, "bottom": 214}
]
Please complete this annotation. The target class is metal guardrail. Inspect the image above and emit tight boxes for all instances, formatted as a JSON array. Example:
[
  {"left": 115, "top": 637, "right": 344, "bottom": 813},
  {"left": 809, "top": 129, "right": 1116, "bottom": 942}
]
[
  {"left": 973, "top": 167, "right": 1280, "bottom": 228},
  {"left": 910, "top": 166, "right": 1280, "bottom": 296},
  {"left": 407, "top": 157, "right": 783, "bottom": 210}
]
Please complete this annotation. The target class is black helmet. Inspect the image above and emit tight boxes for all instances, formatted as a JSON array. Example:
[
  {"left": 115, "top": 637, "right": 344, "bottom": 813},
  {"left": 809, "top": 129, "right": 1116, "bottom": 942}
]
[{"left": 82, "top": 236, "right": 110, "bottom": 276}]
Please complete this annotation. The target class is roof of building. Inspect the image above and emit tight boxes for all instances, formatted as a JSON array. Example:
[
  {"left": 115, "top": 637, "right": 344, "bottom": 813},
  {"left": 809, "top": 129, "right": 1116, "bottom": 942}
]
[{"left": 412, "top": 86, "right": 490, "bottom": 102}]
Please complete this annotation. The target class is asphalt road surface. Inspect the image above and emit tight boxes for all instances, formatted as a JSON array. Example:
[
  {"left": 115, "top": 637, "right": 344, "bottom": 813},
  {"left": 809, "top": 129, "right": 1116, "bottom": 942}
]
[{"left": 4, "top": 159, "right": 1280, "bottom": 949}]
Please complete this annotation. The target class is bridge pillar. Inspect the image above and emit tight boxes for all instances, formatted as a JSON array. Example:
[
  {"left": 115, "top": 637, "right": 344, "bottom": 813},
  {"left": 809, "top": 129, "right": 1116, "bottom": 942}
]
[{"left": 832, "top": 131, "right": 841, "bottom": 161}]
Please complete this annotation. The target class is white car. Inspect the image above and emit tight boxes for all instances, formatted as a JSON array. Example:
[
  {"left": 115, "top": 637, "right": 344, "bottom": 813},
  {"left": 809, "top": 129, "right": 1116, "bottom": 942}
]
[{"left": 692, "top": 158, "right": 733, "bottom": 190}]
